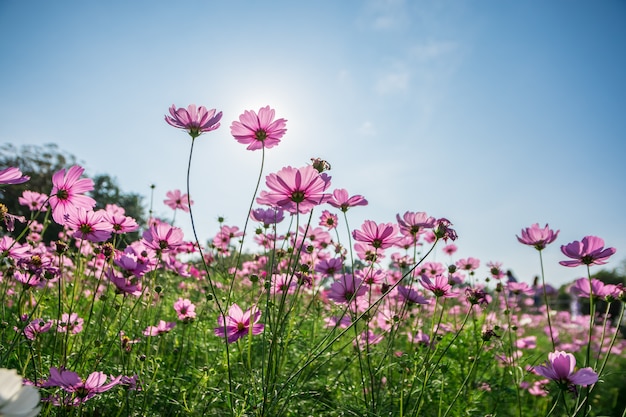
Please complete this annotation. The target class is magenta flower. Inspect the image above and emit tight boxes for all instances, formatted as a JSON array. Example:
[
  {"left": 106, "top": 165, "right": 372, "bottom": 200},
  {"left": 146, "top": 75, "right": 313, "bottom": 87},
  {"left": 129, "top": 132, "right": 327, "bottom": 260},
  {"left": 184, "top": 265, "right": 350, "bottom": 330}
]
[
  {"left": 257, "top": 165, "right": 332, "bottom": 214},
  {"left": 165, "top": 104, "right": 222, "bottom": 139},
  {"left": 49, "top": 165, "right": 96, "bottom": 225},
  {"left": 43, "top": 367, "right": 122, "bottom": 405},
  {"left": 230, "top": 106, "right": 287, "bottom": 150},
  {"left": 102, "top": 210, "right": 139, "bottom": 234},
  {"left": 173, "top": 298, "right": 196, "bottom": 322},
  {"left": 22, "top": 318, "right": 53, "bottom": 340},
  {"left": 143, "top": 320, "right": 176, "bottom": 336},
  {"left": 0, "top": 167, "right": 30, "bottom": 184},
  {"left": 569, "top": 277, "right": 620, "bottom": 300},
  {"left": 560, "top": 236, "right": 616, "bottom": 267},
  {"left": 164, "top": 189, "right": 193, "bottom": 213},
  {"left": 214, "top": 304, "right": 264, "bottom": 343},
  {"left": 64, "top": 208, "right": 113, "bottom": 242},
  {"left": 18, "top": 190, "right": 48, "bottom": 212},
  {"left": 326, "top": 274, "right": 367, "bottom": 304},
  {"left": 250, "top": 207, "right": 285, "bottom": 227},
  {"left": 141, "top": 221, "right": 184, "bottom": 253},
  {"left": 397, "top": 285, "right": 429, "bottom": 305},
  {"left": 456, "top": 257, "right": 480, "bottom": 272},
  {"left": 517, "top": 223, "right": 559, "bottom": 250},
  {"left": 327, "top": 189, "right": 368, "bottom": 212},
  {"left": 534, "top": 351, "right": 598, "bottom": 388},
  {"left": 352, "top": 220, "right": 401, "bottom": 250}
]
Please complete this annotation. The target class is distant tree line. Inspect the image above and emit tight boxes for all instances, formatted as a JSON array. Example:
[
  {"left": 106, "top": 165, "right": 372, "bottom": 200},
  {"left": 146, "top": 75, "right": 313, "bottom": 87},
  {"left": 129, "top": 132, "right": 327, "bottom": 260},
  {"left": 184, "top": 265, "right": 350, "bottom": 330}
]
[{"left": 0, "top": 143, "right": 146, "bottom": 244}]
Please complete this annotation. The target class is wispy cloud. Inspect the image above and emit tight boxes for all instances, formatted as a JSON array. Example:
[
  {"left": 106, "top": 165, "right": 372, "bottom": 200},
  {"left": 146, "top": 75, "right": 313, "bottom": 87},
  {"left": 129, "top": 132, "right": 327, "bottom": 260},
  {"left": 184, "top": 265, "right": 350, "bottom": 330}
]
[
  {"left": 409, "top": 40, "right": 459, "bottom": 62},
  {"left": 375, "top": 65, "right": 409, "bottom": 94}
]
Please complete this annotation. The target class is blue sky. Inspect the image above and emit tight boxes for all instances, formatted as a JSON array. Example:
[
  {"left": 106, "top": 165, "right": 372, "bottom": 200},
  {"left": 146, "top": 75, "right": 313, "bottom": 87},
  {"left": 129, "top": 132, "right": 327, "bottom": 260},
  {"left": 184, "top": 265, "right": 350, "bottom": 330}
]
[{"left": 1, "top": 0, "right": 625, "bottom": 287}]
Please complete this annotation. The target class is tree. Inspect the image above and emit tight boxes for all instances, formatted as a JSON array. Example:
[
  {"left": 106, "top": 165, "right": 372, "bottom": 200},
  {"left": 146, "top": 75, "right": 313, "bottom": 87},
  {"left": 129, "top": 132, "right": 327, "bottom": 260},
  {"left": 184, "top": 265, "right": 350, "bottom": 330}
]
[{"left": 0, "top": 143, "right": 146, "bottom": 244}]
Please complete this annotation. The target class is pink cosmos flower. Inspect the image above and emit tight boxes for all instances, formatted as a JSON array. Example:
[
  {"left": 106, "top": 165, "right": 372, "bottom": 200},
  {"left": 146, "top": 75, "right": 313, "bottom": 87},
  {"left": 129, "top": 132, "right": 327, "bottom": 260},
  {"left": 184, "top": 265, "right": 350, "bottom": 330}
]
[
  {"left": 22, "top": 318, "right": 53, "bottom": 340},
  {"left": 517, "top": 223, "right": 559, "bottom": 250},
  {"left": 396, "top": 211, "right": 435, "bottom": 238},
  {"left": 102, "top": 210, "right": 139, "bottom": 234},
  {"left": 270, "top": 273, "right": 297, "bottom": 295},
  {"left": 173, "top": 298, "right": 196, "bottom": 322},
  {"left": 420, "top": 274, "right": 456, "bottom": 298},
  {"left": 64, "top": 208, "right": 113, "bottom": 242},
  {"left": 315, "top": 258, "right": 344, "bottom": 277},
  {"left": 141, "top": 221, "right": 184, "bottom": 253},
  {"left": 319, "top": 210, "right": 338, "bottom": 229},
  {"left": 442, "top": 244, "right": 457, "bottom": 255},
  {"left": 230, "top": 106, "right": 287, "bottom": 150},
  {"left": 18, "top": 190, "right": 48, "bottom": 212},
  {"left": 214, "top": 304, "right": 264, "bottom": 343},
  {"left": 143, "top": 320, "right": 176, "bottom": 336},
  {"left": 533, "top": 351, "right": 598, "bottom": 388},
  {"left": 486, "top": 261, "right": 506, "bottom": 280},
  {"left": 326, "top": 274, "right": 367, "bottom": 304},
  {"left": 560, "top": 236, "right": 616, "bottom": 267},
  {"left": 250, "top": 207, "right": 285, "bottom": 227},
  {"left": 165, "top": 104, "right": 222, "bottom": 139},
  {"left": 43, "top": 367, "right": 122, "bottom": 405},
  {"left": 352, "top": 220, "right": 401, "bottom": 250},
  {"left": 456, "top": 257, "right": 480, "bottom": 272},
  {"left": 56, "top": 313, "right": 84, "bottom": 334},
  {"left": 397, "top": 285, "right": 429, "bottom": 305},
  {"left": 257, "top": 165, "right": 332, "bottom": 214},
  {"left": 0, "top": 167, "right": 30, "bottom": 184},
  {"left": 164, "top": 189, "right": 193, "bottom": 213},
  {"left": 327, "top": 189, "right": 368, "bottom": 212},
  {"left": 569, "top": 277, "right": 619, "bottom": 299},
  {"left": 48, "top": 165, "right": 96, "bottom": 225}
]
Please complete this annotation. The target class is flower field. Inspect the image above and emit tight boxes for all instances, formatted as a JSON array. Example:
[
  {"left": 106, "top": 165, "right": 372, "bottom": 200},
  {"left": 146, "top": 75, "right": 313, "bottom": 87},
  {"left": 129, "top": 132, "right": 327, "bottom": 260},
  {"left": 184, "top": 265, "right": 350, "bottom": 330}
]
[{"left": 0, "top": 104, "right": 624, "bottom": 417}]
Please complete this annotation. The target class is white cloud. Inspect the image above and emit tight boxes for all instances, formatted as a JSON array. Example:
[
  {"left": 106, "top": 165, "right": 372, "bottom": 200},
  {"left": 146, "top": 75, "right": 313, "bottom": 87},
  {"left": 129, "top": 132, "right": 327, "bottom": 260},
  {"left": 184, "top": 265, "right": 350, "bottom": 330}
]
[
  {"left": 410, "top": 40, "right": 458, "bottom": 62},
  {"left": 358, "top": 121, "right": 376, "bottom": 136},
  {"left": 375, "top": 68, "right": 409, "bottom": 94}
]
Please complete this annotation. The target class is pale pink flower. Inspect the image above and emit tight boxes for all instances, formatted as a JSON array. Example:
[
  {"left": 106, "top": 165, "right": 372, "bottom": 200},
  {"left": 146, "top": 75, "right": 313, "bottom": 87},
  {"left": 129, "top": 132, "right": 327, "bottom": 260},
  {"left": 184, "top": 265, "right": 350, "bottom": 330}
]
[
  {"left": 257, "top": 165, "right": 332, "bottom": 214},
  {"left": 456, "top": 257, "right": 480, "bottom": 271},
  {"left": 0, "top": 167, "right": 30, "bottom": 184},
  {"left": 165, "top": 104, "right": 222, "bottom": 139},
  {"left": 18, "top": 190, "right": 48, "bottom": 212},
  {"left": 319, "top": 210, "right": 338, "bottom": 229},
  {"left": 143, "top": 320, "right": 176, "bottom": 336},
  {"left": 230, "top": 106, "right": 287, "bottom": 150},
  {"left": 56, "top": 313, "right": 84, "bottom": 334},
  {"left": 560, "top": 236, "right": 616, "bottom": 267},
  {"left": 214, "top": 304, "right": 264, "bottom": 343},
  {"left": 48, "top": 165, "right": 96, "bottom": 225},
  {"left": 173, "top": 298, "right": 196, "bottom": 322},
  {"left": 517, "top": 223, "right": 559, "bottom": 250},
  {"left": 327, "top": 189, "right": 368, "bottom": 212},
  {"left": 442, "top": 244, "right": 457, "bottom": 255},
  {"left": 164, "top": 189, "right": 193, "bottom": 213},
  {"left": 396, "top": 211, "right": 435, "bottom": 238}
]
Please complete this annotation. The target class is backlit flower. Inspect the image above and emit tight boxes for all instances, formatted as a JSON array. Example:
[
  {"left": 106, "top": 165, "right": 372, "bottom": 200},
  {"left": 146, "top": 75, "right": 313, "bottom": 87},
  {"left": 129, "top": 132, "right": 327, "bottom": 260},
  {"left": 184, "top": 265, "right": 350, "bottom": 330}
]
[
  {"left": 164, "top": 189, "right": 193, "bottom": 213},
  {"left": 517, "top": 223, "right": 559, "bottom": 250},
  {"left": 48, "top": 165, "right": 96, "bottom": 225},
  {"left": 257, "top": 165, "right": 332, "bottom": 214},
  {"left": 141, "top": 221, "right": 184, "bottom": 253},
  {"left": 214, "top": 304, "right": 264, "bottom": 343},
  {"left": 352, "top": 220, "right": 401, "bottom": 250},
  {"left": 328, "top": 189, "right": 368, "bottom": 212},
  {"left": 420, "top": 274, "right": 456, "bottom": 298},
  {"left": 173, "top": 298, "right": 196, "bottom": 322},
  {"left": 560, "top": 236, "right": 616, "bottom": 267},
  {"left": 165, "top": 104, "right": 222, "bottom": 139},
  {"left": 230, "top": 106, "right": 287, "bottom": 151},
  {"left": 64, "top": 208, "right": 112, "bottom": 243}
]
